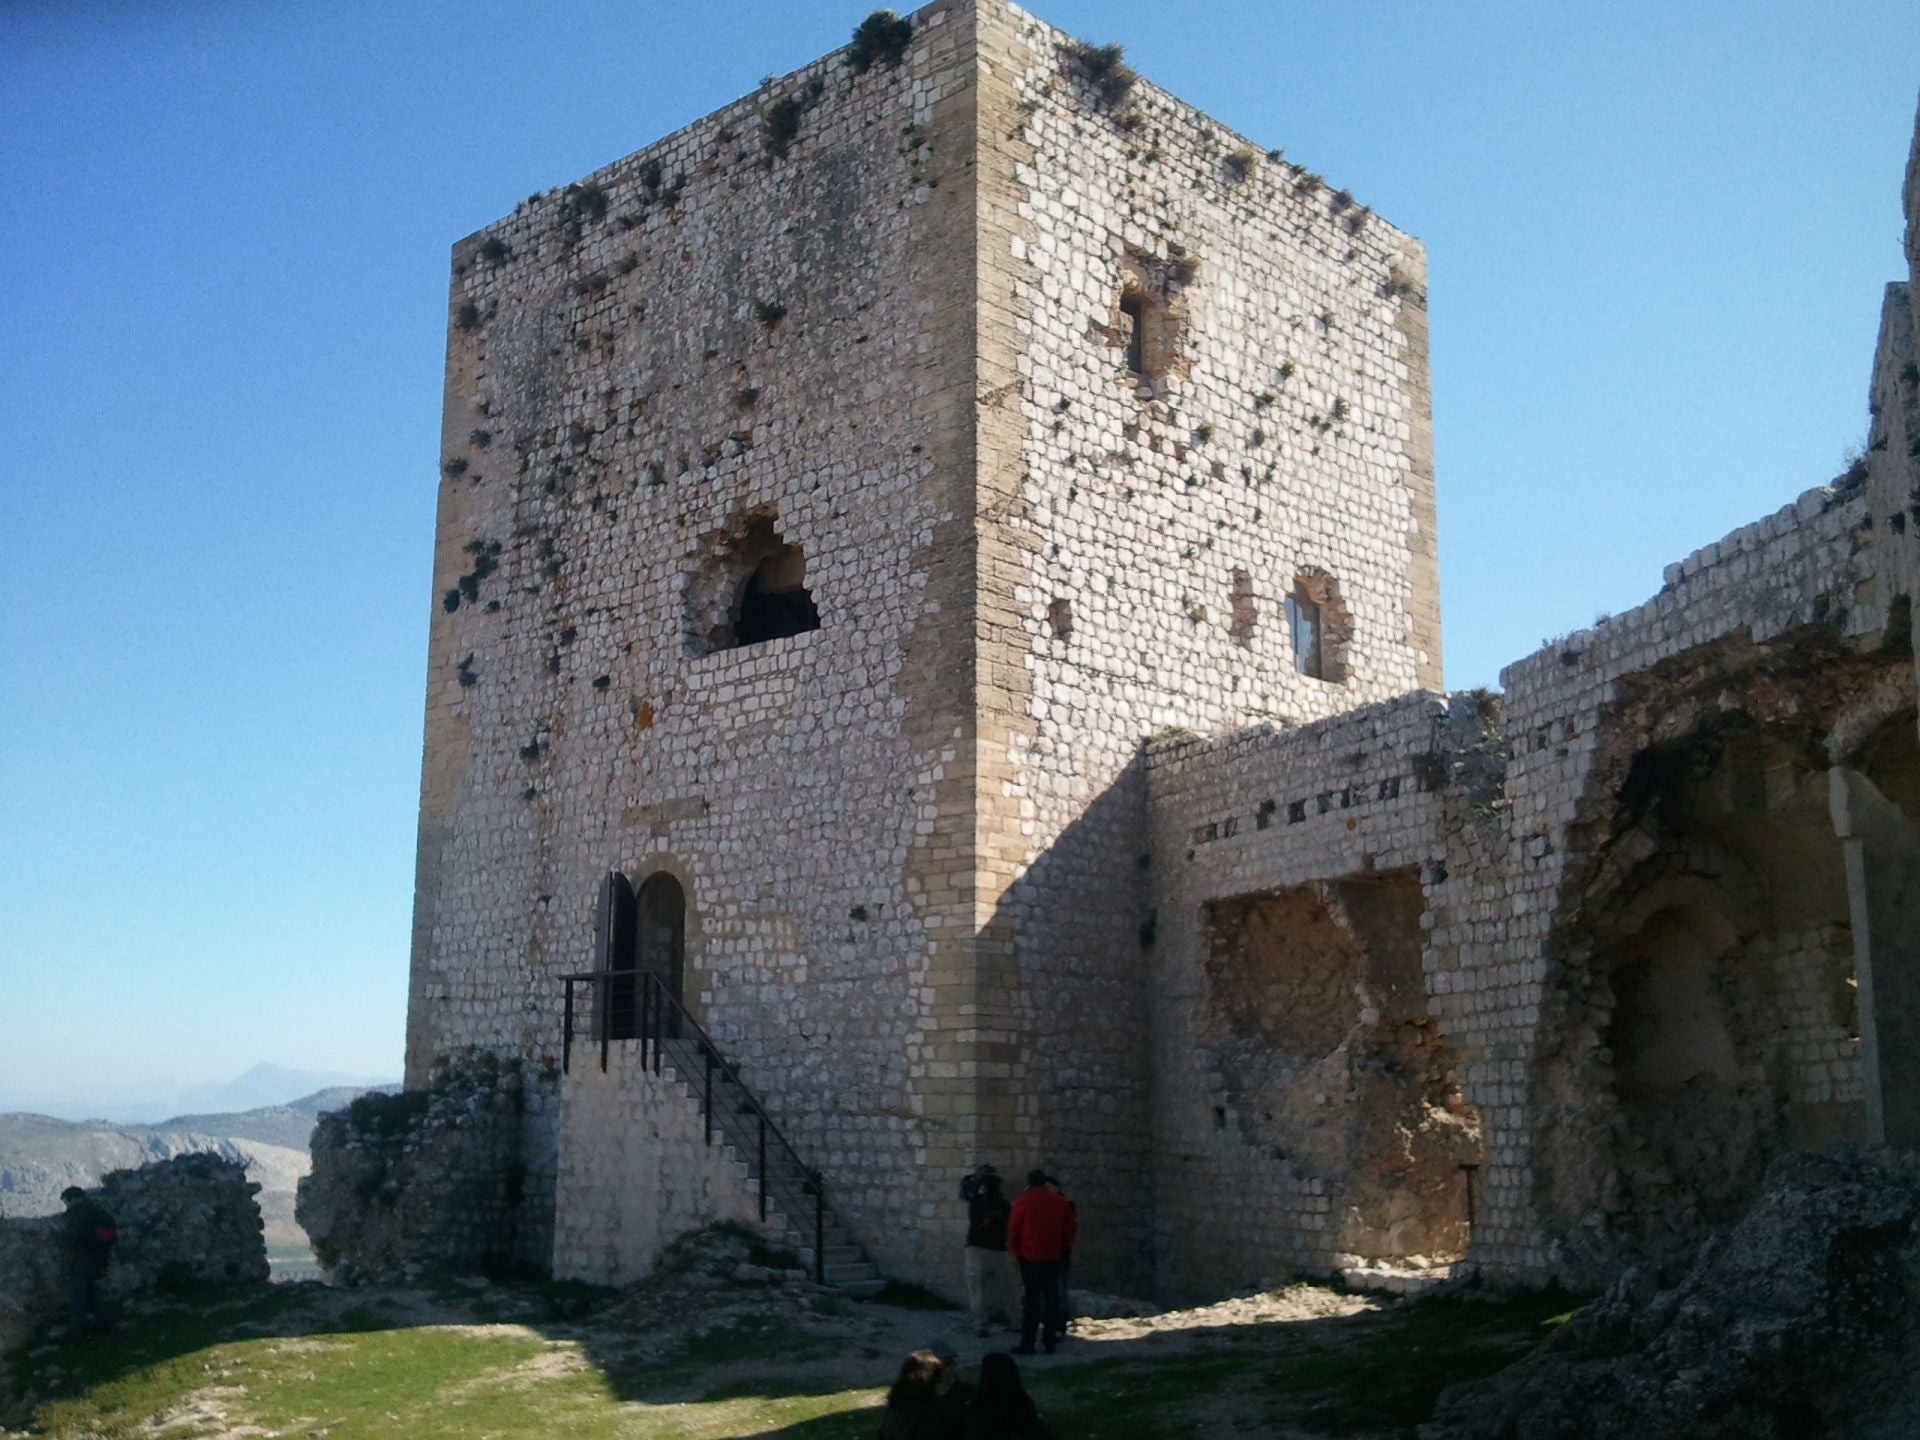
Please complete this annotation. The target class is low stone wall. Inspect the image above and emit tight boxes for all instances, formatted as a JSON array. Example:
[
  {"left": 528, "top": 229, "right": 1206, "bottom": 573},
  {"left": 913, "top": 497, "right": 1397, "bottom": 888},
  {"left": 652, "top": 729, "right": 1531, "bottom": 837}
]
[
  {"left": 296, "top": 1052, "right": 557, "bottom": 1285},
  {"left": 552, "top": 1045, "right": 768, "bottom": 1285},
  {"left": 0, "top": 1153, "right": 268, "bottom": 1353}
]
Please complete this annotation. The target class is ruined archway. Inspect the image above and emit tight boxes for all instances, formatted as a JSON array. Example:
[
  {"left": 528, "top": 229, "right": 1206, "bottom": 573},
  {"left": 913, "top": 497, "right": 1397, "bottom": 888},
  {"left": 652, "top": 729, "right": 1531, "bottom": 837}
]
[{"left": 1535, "top": 709, "right": 1866, "bottom": 1276}]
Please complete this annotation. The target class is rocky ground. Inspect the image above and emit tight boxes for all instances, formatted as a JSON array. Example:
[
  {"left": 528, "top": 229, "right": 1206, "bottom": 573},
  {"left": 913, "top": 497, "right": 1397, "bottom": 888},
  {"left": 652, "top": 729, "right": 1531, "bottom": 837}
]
[{"left": 0, "top": 1227, "right": 1571, "bottom": 1439}]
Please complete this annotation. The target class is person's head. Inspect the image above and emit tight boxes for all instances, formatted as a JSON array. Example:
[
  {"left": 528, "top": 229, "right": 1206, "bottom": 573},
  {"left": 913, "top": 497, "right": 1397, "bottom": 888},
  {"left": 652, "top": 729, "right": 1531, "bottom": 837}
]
[
  {"left": 923, "top": 1338, "right": 960, "bottom": 1392},
  {"left": 976, "top": 1352, "right": 1033, "bottom": 1416},
  {"left": 1026, "top": 1168, "right": 1048, "bottom": 1189},
  {"left": 60, "top": 1186, "right": 86, "bottom": 1206},
  {"left": 887, "top": 1350, "right": 946, "bottom": 1407}
]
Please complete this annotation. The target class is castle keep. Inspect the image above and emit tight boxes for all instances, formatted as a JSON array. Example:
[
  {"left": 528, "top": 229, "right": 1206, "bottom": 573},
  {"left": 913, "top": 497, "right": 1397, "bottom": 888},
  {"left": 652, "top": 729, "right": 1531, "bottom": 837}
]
[{"left": 401, "top": 0, "right": 1920, "bottom": 1299}]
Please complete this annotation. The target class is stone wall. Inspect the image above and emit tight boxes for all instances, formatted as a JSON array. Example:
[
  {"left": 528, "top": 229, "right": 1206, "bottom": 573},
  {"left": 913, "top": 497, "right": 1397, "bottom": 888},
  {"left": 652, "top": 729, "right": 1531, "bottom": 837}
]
[
  {"left": 551, "top": 1048, "right": 767, "bottom": 1286},
  {"left": 406, "top": 0, "right": 1434, "bottom": 1298},
  {"left": 1145, "top": 475, "right": 1911, "bottom": 1291},
  {"left": 297, "top": 1055, "right": 556, "bottom": 1284},
  {"left": 406, "top": 0, "right": 988, "bottom": 1291},
  {"left": 0, "top": 1154, "right": 267, "bottom": 1353},
  {"left": 957, "top": 0, "right": 1442, "bottom": 1290},
  {"left": 1145, "top": 694, "right": 1491, "bottom": 1296}
]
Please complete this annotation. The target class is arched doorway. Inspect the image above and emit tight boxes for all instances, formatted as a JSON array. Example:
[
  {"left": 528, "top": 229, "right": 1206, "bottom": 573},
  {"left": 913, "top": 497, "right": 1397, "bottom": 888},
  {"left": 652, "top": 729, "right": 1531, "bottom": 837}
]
[
  {"left": 637, "top": 872, "right": 686, "bottom": 1017},
  {"left": 594, "top": 871, "right": 639, "bottom": 1040},
  {"left": 593, "top": 870, "right": 688, "bottom": 1041}
]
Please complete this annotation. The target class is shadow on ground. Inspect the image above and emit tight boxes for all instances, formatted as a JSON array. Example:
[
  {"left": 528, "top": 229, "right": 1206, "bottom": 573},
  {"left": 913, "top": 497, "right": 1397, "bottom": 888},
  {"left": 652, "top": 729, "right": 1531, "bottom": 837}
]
[{"left": 3, "top": 1248, "right": 1579, "bottom": 1439}]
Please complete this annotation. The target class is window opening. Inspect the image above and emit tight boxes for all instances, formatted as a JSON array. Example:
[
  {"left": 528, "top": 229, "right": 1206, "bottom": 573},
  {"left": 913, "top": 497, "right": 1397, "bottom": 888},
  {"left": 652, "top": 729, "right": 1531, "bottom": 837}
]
[
  {"left": 689, "top": 513, "right": 821, "bottom": 655},
  {"left": 735, "top": 545, "right": 820, "bottom": 645},
  {"left": 1285, "top": 588, "right": 1323, "bottom": 678},
  {"left": 1120, "top": 291, "right": 1146, "bottom": 375}
]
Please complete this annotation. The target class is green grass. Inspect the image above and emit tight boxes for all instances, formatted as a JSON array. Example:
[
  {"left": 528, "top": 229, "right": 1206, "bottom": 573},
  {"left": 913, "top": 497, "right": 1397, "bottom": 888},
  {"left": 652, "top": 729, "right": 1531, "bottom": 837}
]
[
  {"left": 1264, "top": 1289, "right": 1578, "bottom": 1435},
  {"left": 8, "top": 1281, "right": 1578, "bottom": 1440}
]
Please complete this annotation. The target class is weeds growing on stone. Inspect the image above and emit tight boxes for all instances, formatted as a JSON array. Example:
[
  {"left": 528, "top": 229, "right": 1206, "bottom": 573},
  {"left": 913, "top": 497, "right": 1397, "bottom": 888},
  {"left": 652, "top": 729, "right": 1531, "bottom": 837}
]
[
  {"left": 848, "top": 10, "right": 913, "bottom": 73},
  {"left": 1062, "top": 39, "right": 1137, "bottom": 110}
]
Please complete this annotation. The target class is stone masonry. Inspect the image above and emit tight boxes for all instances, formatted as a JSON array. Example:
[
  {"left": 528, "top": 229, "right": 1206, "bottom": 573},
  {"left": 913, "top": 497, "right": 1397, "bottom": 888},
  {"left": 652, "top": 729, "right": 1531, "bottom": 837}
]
[{"left": 402, "top": 0, "right": 1920, "bottom": 1300}]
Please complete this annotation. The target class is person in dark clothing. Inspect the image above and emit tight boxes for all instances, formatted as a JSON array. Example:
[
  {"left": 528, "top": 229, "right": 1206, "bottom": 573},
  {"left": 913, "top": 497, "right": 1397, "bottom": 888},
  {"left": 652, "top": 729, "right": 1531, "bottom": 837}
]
[
  {"left": 879, "top": 1348, "right": 967, "bottom": 1440},
  {"left": 961, "top": 1163, "right": 1011, "bottom": 1337},
  {"left": 1044, "top": 1174, "right": 1077, "bottom": 1336},
  {"left": 966, "top": 1352, "right": 1052, "bottom": 1440},
  {"left": 1004, "top": 1169, "right": 1076, "bottom": 1355},
  {"left": 926, "top": 1338, "right": 974, "bottom": 1438},
  {"left": 59, "top": 1186, "right": 117, "bottom": 1336}
]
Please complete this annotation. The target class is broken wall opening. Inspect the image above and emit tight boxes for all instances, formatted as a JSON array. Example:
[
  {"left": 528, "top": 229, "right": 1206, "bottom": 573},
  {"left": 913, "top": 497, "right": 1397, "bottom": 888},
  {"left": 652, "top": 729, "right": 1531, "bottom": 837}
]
[
  {"left": 686, "top": 512, "right": 819, "bottom": 656},
  {"left": 1543, "top": 723, "right": 1866, "bottom": 1271},
  {"left": 1202, "top": 868, "right": 1480, "bottom": 1264}
]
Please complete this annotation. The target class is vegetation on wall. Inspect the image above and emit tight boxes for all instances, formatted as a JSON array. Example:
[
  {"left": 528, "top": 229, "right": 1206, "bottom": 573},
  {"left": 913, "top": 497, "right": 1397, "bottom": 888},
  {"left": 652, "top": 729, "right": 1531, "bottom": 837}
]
[
  {"left": 1062, "top": 40, "right": 1137, "bottom": 111},
  {"left": 848, "top": 10, "right": 913, "bottom": 73}
]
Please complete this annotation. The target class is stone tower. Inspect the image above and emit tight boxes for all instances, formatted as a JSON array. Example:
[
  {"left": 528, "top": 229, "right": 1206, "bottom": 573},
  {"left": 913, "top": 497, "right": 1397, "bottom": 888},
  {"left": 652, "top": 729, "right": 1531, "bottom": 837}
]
[{"left": 406, "top": 0, "right": 1438, "bottom": 1293}]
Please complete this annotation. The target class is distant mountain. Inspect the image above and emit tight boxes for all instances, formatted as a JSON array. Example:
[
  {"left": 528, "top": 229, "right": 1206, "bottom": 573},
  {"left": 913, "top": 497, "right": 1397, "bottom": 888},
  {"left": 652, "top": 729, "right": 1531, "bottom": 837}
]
[
  {"left": 0, "top": 1065, "right": 396, "bottom": 1125},
  {"left": 0, "top": 1083, "right": 396, "bottom": 1258},
  {"left": 171, "top": 1064, "right": 394, "bottom": 1116}
]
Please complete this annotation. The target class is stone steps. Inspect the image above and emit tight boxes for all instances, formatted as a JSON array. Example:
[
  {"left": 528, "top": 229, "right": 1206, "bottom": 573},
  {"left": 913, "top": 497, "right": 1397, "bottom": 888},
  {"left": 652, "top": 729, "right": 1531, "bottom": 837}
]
[{"left": 648, "top": 1051, "right": 882, "bottom": 1291}]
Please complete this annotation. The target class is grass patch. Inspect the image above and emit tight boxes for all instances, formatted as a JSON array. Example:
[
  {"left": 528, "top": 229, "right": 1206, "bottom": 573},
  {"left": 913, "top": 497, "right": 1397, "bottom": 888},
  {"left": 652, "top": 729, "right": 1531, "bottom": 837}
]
[{"left": 1264, "top": 1290, "right": 1578, "bottom": 1434}]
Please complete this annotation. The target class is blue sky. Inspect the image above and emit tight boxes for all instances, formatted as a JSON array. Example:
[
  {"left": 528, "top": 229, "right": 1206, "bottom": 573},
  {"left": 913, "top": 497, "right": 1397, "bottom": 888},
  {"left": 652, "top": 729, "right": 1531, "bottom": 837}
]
[{"left": 2, "top": 1, "right": 1914, "bottom": 1110}]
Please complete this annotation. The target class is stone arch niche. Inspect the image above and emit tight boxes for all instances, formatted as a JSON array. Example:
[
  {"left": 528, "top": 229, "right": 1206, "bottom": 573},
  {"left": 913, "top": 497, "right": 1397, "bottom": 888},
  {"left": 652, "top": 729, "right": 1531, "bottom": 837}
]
[{"left": 1537, "top": 729, "right": 1863, "bottom": 1277}]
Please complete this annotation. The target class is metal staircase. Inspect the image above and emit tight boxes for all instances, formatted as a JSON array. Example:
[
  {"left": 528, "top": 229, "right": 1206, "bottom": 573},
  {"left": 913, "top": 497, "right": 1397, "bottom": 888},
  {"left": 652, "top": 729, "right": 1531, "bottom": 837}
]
[{"left": 562, "top": 969, "right": 881, "bottom": 1291}]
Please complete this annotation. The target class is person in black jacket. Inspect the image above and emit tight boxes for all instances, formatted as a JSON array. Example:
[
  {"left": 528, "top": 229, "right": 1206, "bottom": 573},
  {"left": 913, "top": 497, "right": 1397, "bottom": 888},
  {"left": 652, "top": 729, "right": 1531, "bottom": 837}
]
[
  {"left": 59, "top": 1186, "right": 117, "bottom": 1336},
  {"left": 966, "top": 1352, "right": 1051, "bottom": 1440},
  {"left": 960, "top": 1164, "right": 1011, "bottom": 1338}
]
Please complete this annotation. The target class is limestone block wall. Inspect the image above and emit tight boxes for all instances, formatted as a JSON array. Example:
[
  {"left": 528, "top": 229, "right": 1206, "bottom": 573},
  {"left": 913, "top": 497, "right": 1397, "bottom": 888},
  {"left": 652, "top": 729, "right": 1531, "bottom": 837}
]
[
  {"left": 406, "top": 3, "right": 990, "bottom": 1286},
  {"left": 964, "top": 2, "right": 1441, "bottom": 1290},
  {"left": 0, "top": 1155, "right": 267, "bottom": 1353},
  {"left": 551, "top": 1047, "right": 766, "bottom": 1286},
  {"left": 1144, "top": 694, "right": 1489, "bottom": 1297},
  {"left": 298, "top": 1056, "right": 557, "bottom": 1284},
  {"left": 1434, "top": 481, "right": 1889, "bottom": 1284}
]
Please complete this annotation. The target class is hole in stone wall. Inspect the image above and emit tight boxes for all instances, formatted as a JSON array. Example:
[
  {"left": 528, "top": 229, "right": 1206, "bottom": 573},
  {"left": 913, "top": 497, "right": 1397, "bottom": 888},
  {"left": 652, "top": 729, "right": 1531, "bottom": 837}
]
[
  {"left": 1283, "top": 569, "right": 1351, "bottom": 683},
  {"left": 1120, "top": 291, "right": 1146, "bottom": 375},
  {"left": 1047, "top": 597, "right": 1073, "bottom": 641},
  {"left": 1547, "top": 727, "right": 1867, "bottom": 1271},
  {"left": 1201, "top": 871, "right": 1480, "bottom": 1264},
  {"left": 687, "top": 513, "right": 820, "bottom": 656},
  {"left": 1228, "top": 569, "right": 1256, "bottom": 647}
]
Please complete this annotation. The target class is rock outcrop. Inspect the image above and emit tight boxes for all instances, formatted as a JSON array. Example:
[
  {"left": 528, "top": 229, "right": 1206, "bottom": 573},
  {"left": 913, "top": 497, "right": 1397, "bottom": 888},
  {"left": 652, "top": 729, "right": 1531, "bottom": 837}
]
[
  {"left": 296, "top": 1053, "right": 556, "bottom": 1285},
  {"left": 1423, "top": 1148, "right": 1920, "bottom": 1439},
  {"left": 0, "top": 1153, "right": 268, "bottom": 1353}
]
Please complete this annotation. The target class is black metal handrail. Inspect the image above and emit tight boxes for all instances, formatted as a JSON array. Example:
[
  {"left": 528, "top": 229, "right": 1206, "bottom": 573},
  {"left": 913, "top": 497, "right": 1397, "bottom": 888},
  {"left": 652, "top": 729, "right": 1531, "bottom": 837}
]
[{"left": 560, "top": 968, "right": 826, "bottom": 1282}]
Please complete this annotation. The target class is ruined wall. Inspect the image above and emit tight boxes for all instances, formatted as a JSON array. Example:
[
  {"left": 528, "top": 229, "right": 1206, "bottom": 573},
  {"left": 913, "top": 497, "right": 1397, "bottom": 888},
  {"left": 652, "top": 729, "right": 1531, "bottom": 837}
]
[
  {"left": 966, "top": 2, "right": 1442, "bottom": 1289},
  {"left": 0, "top": 1155, "right": 267, "bottom": 1353},
  {"left": 406, "top": 3, "right": 990, "bottom": 1287},
  {"left": 1445, "top": 480, "right": 1898, "bottom": 1284},
  {"left": 1145, "top": 695, "right": 1486, "bottom": 1296},
  {"left": 297, "top": 1056, "right": 557, "bottom": 1284},
  {"left": 1147, "top": 477, "right": 1906, "bottom": 1292},
  {"left": 551, "top": 1052, "right": 766, "bottom": 1287}
]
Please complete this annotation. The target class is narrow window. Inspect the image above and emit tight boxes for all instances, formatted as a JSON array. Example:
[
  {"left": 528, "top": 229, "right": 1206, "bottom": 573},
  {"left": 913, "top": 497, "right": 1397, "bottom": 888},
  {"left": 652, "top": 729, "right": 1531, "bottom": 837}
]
[
  {"left": 1285, "top": 588, "right": 1323, "bottom": 678},
  {"left": 1282, "top": 569, "right": 1350, "bottom": 684},
  {"left": 1120, "top": 291, "right": 1146, "bottom": 375}
]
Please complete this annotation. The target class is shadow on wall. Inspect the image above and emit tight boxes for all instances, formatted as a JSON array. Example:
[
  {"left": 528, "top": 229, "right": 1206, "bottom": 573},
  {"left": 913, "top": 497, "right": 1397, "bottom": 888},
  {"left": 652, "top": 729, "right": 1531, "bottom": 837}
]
[
  {"left": 971, "top": 748, "right": 1159, "bottom": 1299},
  {"left": 1530, "top": 624, "right": 1918, "bottom": 1285}
]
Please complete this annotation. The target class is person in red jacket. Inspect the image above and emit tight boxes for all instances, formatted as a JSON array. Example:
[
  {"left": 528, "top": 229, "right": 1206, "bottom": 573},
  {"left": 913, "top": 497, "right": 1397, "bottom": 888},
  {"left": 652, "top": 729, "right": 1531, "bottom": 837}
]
[{"left": 1004, "top": 1169, "right": 1076, "bottom": 1354}]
